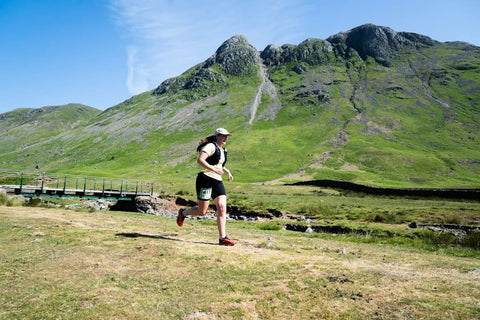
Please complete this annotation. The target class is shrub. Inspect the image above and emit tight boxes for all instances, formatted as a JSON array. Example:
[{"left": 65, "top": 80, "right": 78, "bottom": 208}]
[
  {"left": 298, "top": 204, "right": 335, "bottom": 218},
  {"left": 420, "top": 231, "right": 457, "bottom": 247},
  {"left": 25, "top": 198, "right": 42, "bottom": 207},
  {"left": 463, "top": 232, "right": 480, "bottom": 249},
  {"left": 443, "top": 214, "right": 464, "bottom": 225},
  {"left": 0, "top": 191, "right": 24, "bottom": 207},
  {"left": 7, "top": 197, "right": 23, "bottom": 207},
  {"left": 176, "top": 189, "right": 192, "bottom": 196},
  {"left": 258, "top": 222, "right": 284, "bottom": 231},
  {"left": 0, "top": 191, "right": 8, "bottom": 205},
  {"left": 374, "top": 213, "right": 387, "bottom": 223}
]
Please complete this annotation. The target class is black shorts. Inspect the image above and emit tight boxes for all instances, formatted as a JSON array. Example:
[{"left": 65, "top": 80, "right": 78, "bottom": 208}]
[{"left": 196, "top": 172, "right": 226, "bottom": 200}]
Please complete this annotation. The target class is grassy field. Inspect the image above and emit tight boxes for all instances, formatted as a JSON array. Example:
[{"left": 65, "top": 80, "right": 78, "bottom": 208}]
[{"left": 1, "top": 192, "right": 479, "bottom": 319}]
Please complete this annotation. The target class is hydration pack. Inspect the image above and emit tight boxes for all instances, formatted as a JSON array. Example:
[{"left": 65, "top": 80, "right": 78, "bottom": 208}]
[{"left": 205, "top": 142, "right": 227, "bottom": 167}]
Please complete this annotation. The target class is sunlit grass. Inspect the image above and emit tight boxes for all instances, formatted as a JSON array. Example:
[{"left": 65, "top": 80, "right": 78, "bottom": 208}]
[{"left": 1, "top": 205, "right": 479, "bottom": 319}]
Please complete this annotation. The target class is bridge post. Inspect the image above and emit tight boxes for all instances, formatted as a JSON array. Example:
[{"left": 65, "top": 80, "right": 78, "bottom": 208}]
[
  {"left": 19, "top": 172, "right": 24, "bottom": 193},
  {"left": 102, "top": 178, "right": 105, "bottom": 197},
  {"left": 41, "top": 172, "right": 45, "bottom": 194}
]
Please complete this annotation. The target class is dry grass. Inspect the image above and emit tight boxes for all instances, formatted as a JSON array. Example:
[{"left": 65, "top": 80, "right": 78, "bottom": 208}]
[{"left": 1, "top": 206, "right": 479, "bottom": 319}]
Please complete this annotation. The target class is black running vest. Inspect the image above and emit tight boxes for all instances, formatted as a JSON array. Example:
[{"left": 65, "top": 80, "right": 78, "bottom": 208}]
[{"left": 205, "top": 142, "right": 227, "bottom": 167}]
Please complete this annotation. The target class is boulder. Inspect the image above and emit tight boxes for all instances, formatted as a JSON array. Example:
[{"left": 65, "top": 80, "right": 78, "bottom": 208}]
[{"left": 135, "top": 195, "right": 178, "bottom": 215}]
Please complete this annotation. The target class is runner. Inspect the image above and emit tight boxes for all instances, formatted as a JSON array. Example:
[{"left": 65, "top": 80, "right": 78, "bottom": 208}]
[{"left": 177, "top": 128, "right": 235, "bottom": 246}]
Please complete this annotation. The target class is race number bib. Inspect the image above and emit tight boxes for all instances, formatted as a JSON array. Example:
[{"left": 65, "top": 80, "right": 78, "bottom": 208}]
[{"left": 199, "top": 187, "right": 212, "bottom": 200}]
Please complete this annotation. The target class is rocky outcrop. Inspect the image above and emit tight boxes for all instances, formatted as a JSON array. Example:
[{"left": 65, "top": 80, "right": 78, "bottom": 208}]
[
  {"left": 205, "top": 35, "right": 260, "bottom": 76},
  {"left": 398, "top": 31, "right": 439, "bottom": 47},
  {"left": 153, "top": 68, "right": 226, "bottom": 95},
  {"left": 152, "top": 77, "right": 186, "bottom": 95},
  {"left": 261, "top": 39, "right": 334, "bottom": 66},
  {"left": 154, "top": 24, "right": 441, "bottom": 96},
  {"left": 110, "top": 196, "right": 178, "bottom": 215},
  {"left": 135, "top": 196, "right": 178, "bottom": 215},
  {"left": 153, "top": 35, "right": 257, "bottom": 95},
  {"left": 327, "top": 24, "right": 437, "bottom": 65}
]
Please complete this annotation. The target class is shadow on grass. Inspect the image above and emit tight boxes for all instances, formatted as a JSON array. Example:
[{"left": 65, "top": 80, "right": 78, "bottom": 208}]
[{"left": 115, "top": 232, "right": 218, "bottom": 246}]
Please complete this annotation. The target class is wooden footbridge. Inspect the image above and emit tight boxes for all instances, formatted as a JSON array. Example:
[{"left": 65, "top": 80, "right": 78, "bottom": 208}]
[{"left": 0, "top": 171, "right": 154, "bottom": 201}]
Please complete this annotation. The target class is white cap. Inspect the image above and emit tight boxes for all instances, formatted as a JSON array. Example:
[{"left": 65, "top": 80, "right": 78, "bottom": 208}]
[{"left": 214, "top": 128, "right": 232, "bottom": 136}]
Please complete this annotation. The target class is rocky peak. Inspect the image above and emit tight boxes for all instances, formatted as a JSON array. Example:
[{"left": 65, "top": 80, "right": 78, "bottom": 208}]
[
  {"left": 205, "top": 35, "right": 260, "bottom": 75},
  {"left": 327, "top": 23, "right": 435, "bottom": 64},
  {"left": 153, "top": 25, "right": 442, "bottom": 96},
  {"left": 153, "top": 35, "right": 258, "bottom": 95},
  {"left": 216, "top": 35, "right": 252, "bottom": 54}
]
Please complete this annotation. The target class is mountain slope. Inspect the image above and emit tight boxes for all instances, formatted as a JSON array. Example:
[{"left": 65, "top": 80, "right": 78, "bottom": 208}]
[
  {"left": 0, "top": 24, "right": 479, "bottom": 187},
  {"left": 0, "top": 104, "right": 101, "bottom": 169}
]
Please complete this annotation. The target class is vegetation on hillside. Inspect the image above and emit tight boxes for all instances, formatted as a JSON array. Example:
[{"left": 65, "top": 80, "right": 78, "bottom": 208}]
[{"left": 0, "top": 25, "right": 479, "bottom": 187}]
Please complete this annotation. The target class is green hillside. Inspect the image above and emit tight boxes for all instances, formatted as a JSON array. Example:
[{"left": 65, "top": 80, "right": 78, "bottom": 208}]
[
  {"left": 0, "top": 104, "right": 101, "bottom": 168},
  {"left": 0, "top": 24, "right": 479, "bottom": 187}
]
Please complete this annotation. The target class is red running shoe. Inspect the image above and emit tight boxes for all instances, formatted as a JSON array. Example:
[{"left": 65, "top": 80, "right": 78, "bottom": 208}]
[
  {"left": 219, "top": 237, "right": 235, "bottom": 246},
  {"left": 176, "top": 209, "right": 185, "bottom": 227}
]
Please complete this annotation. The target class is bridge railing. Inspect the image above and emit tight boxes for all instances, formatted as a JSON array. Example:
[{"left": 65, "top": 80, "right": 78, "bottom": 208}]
[{"left": 0, "top": 170, "right": 154, "bottom": 198}]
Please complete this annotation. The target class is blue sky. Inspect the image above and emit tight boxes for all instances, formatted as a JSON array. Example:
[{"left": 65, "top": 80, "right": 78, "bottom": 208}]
[{"left": 1, "top": 0, "right": 479, "bottom": 114}]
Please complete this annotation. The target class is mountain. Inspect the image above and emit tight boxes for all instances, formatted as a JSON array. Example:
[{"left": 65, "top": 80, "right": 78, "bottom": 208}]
[
  {"left": 0, "top": 24, "right": 479, "bottom": 187},
  {"left": 0, "top": 104, "right": 101, "bottom": 169}
]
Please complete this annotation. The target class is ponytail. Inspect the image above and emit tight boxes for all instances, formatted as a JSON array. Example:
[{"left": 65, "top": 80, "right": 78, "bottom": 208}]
[{"left": 196, "top": 135, "right": 215, "bottom": 152}]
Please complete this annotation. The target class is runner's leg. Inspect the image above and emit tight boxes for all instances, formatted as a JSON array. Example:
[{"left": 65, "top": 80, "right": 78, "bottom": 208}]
[
  {"left": 214, "top": 195, "right": 227, "bottom": 238},
  {"left": 183, "top": 200, "right": 210, "bottom": 216}
]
